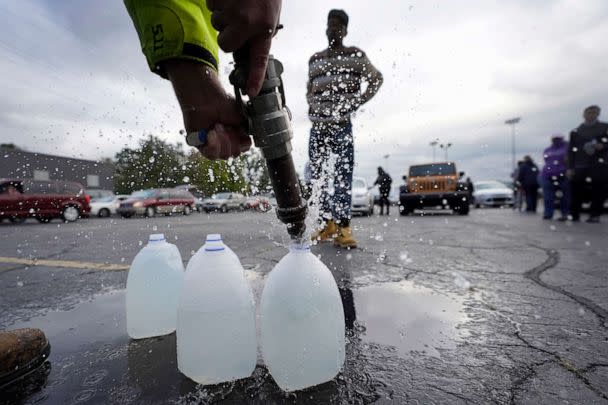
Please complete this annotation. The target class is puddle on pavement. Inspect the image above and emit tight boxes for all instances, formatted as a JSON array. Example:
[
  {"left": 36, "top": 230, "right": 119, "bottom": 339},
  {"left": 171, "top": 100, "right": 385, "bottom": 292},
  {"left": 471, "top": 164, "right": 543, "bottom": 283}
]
[
  {"left": 2, "top": 271, "right": 468, "bottom": 404},
  {"left": 354, "top": 281, "right": 466, "bottom": 357}
]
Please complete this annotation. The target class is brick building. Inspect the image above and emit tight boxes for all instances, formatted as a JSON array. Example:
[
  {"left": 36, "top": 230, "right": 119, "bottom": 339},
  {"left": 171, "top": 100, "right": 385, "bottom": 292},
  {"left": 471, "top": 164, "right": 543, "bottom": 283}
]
[{"left": 0, "top": 147, "right": 114, "bottom": 191}]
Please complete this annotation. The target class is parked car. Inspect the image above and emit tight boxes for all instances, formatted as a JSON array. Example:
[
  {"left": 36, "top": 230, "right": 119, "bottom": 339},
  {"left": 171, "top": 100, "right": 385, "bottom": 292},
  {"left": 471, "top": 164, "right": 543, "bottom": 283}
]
[
  {"left": 90, "top": 194, "right": 130, "bottom": 217},
  {"left": 0, "top": 178, "right": 90, "bottom": 223},
  {"left": 399, "top": 162, "right": 470, "bottom": 215},
  {"left": 245, "top": 196, "right": 272, "bottom": 212},
  {"left": 201, "top": 192, "right": 247, "bottom": 213},
  {"left": 352, "top": 177, "right": 374, "bottom": 216},
  {"left": 261, "top": 192, "right": 278, "bottom": 208},
  {"left": 174, "top": 184, "right": 205, "bottom": 212},
  {"left": 117, "top": 188, "right": 195, "bottom": 218},
  {"left": 372, "top": 184, "right": 400, "bottom": 206},
  {"left": 86, "top": 189, "right": 114, "bottom": 201},
  {"left": 473, "top": 181, "right": 514, "bottom": 208}
]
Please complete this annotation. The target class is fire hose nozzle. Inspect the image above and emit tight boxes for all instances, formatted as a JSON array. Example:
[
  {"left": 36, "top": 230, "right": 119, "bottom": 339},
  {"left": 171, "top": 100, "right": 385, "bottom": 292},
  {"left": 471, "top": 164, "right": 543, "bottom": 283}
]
[{"left": 230, "top": 55, "right": 307, "bottom": 240}]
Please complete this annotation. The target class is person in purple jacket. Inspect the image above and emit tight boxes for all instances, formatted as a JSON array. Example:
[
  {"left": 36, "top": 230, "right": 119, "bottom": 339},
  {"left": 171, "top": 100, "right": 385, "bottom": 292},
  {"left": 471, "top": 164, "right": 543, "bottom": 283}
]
[{"left": 541, "top": 134, "right": 570, "bottom": 220}]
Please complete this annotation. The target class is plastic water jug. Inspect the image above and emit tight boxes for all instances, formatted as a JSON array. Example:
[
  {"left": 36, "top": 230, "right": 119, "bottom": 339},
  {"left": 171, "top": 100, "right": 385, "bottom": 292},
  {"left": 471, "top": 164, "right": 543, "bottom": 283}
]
[
  {"left": 261, "top": 244, "right": 345, "bottom": 391},
  {"left": 126, "top": 233, "right": 184, "bottom": 339},
  {"left": 177, "top": 234, "right": 257, "bottom": 384}
]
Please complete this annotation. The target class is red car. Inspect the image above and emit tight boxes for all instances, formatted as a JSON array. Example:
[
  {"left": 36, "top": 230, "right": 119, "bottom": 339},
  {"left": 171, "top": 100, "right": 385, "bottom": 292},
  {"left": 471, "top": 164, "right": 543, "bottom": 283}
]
[
  {"left": 245, "top": 196, "right": 271, "bottom": 212},
  {"left": 117, "top": 188, "right": 196, "bottom": 218},
  {"left": 0, "top": 179, "right": 90, "bottom": 223}
]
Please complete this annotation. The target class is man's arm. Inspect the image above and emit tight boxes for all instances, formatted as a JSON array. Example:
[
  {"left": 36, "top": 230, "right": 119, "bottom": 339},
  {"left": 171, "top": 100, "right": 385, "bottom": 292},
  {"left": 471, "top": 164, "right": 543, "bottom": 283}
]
[
  {"left": 306, "top": 56, "right": 315, "bottom": 106},
  {"left": 356, "top": 49, "right": 383, "bottom": 106},
  {"left": 124, "top": 0, "right": 219, "bottom": 77},
  {"left": 124, "top": 0, "right": 281, "bottom": 159},
  {"left": 567, "top": 131, "right": 577, "bottom": 169}
]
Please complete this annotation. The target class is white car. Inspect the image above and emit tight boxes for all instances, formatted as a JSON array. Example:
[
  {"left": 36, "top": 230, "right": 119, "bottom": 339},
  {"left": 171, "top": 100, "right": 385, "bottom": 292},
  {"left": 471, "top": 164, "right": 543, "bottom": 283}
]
[
  {"left": 90, "top": 194, "right": 130, "bottom": 217},
  {"left": 351, "top": 177, "right": 374, "bottom": 216},
  {"left": 473, "top": 181, "right": 514, "bottom": 208}
]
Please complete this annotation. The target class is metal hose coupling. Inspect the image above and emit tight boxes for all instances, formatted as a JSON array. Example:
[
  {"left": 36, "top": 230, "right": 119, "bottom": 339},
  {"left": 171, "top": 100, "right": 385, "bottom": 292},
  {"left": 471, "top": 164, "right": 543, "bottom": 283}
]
[{"left": 229, "top": 55, "right": 307, "bottom": 240}]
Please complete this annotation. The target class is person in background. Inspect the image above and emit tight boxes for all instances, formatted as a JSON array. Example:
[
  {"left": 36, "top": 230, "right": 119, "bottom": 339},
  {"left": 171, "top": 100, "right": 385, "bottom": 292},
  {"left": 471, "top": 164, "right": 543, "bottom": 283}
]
[
  {"left": 568, "top": 105, "right": 608, "bottom": 222},
  {"left": 518, "top": 155, "right": 539, "bottom": 213},
  {"left": 512, "top": 161, "right": 524, "bottom": 211},
  {"left": 465, "top": 177, "right": 474, "bottom": 201},
  {"left": 374, "top": 167, "right": 393, "bottom": 216},
  {"left": 308, "top": 9, "right": 383, "bottom": 248},
  {"left": 541, "top": 134, "right": 569, "bottom": 221}
]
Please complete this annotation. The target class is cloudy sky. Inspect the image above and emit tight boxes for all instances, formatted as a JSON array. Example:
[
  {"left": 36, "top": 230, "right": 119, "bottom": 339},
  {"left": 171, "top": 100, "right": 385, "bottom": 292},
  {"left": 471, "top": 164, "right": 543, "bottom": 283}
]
[{"left": 1, "top": 0, "right": 607, "bottom": 184}]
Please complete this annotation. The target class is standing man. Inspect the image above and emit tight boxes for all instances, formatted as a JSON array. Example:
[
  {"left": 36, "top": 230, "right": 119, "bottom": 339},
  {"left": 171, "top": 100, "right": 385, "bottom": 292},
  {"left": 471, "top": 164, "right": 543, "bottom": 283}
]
[
  {"left": 465, "top": 177, "right": 475, "bottom": 201},
  {"left": 512, "top": 160, "right": 525, "bottom": 211},
  {"left": 541, "top": 134, "right": 570, "bottom": 221},
  {"left": 308, "top": 9, "right": 383, "bottom": 248},
  {"left": 568, "top": 105, "right": 608, "bottom": 222},
  {"left": 374, "top": 167, "right": 392, "bottom": 216},
  {"left": 518, "top": 155, "right": 540, "bottom": 213}
]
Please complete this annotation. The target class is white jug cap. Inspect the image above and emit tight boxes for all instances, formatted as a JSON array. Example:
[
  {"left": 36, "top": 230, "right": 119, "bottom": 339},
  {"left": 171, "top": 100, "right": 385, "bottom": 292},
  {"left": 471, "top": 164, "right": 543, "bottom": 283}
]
[
  {"left": 206, "top": 234, "right": 222, "bottom": 242},
  {"left": 290, "top": 243, "right": 310, "bottom": 251},
  {"left": 149, "top": 233, "right": 166, "bottom": 243}
]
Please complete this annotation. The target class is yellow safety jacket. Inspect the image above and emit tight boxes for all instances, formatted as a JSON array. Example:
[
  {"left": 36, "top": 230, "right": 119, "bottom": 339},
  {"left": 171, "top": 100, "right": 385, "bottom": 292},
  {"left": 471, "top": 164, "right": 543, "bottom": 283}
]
[{"left": 124, "top": 0, "right": 218, "bottom": 78}]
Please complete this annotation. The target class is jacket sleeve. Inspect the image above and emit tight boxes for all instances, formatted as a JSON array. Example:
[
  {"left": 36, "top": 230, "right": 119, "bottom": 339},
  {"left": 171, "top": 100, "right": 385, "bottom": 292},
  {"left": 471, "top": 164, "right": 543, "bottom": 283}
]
[
  {"left": 124, "top": 0, "right": 219, "bottom": 78},
  {"left": 567, "top": 131, "right": 576, "bottom": 169}
]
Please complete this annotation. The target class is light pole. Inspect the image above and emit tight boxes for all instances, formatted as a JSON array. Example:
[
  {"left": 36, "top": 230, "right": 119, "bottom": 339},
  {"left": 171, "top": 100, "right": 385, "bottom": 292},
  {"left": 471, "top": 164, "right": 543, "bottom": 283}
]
[
  {"left": 505, "top": 117, "right": 521, "bottom": 171},
  {"left": 430, "top": 139, "right": 439, "bottom": 161},
  {"left": 439, "top": 142, "right": 452, "bottom": 161},
  {"left": 383, "top": 154, "right": 390, "bottom": 172}
]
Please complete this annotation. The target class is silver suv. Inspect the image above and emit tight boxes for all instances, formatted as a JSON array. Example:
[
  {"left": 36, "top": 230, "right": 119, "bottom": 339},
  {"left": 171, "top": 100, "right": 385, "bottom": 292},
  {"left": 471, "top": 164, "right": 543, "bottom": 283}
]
[{"left": 201, "top": 192, "right": 247, "bottom": 213}]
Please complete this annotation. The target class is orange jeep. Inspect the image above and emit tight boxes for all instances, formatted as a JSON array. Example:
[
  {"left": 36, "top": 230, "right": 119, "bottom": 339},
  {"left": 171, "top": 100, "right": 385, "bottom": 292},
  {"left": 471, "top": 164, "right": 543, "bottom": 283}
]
[{"left": 399, "top": 162, "right": 470, "bottom": 215}]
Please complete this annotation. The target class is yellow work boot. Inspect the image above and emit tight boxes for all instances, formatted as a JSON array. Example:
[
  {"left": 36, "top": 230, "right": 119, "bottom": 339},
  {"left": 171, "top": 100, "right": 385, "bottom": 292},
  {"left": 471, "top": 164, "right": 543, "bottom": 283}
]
[
  {"left": 311, "top": 220, "right": 338, "bottom": 242},
  {"left": 334, "top": 226, "right": 358, "bottom": 249}
]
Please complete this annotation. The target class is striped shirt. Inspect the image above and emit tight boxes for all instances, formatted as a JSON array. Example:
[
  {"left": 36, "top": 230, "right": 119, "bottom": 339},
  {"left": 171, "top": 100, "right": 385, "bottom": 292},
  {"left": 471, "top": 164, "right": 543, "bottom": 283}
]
[{"left": 307, "top": 49, "right": 374, "bottom": 124}]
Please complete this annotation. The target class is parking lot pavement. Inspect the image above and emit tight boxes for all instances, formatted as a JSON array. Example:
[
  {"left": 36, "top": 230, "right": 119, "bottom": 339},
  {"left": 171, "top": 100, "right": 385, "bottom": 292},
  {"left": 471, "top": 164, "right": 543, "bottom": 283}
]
[{"left": 1, "top": 208, "right": 607, "bottom": 404}]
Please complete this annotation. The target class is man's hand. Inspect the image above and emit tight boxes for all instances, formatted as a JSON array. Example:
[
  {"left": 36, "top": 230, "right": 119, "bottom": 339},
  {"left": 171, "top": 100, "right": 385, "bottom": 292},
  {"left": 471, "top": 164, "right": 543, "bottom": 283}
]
[
  {"left": 207, "top": 0, "right": 282, "bottom": 97},
  {"left": 164, "top": 59, "right": 251, "bottom": 160}
]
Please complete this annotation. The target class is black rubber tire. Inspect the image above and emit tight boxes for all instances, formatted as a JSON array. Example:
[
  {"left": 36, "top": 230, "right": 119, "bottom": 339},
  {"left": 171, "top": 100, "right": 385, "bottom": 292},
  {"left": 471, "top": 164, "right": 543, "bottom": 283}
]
[
  {"left": 220, "top": 205, "right": 228, "bottom": 213},
  {"left": 36, "top": 217, "right": 52, "bottom": 223},
  {"left": 145, "top": 206, "right": 156, "bottom": 218},
  {"left": 98, "top": 208, "right": 111, "bottom": 218},
  {"left": 9, "top": 217, "right": 26, "bottom": 224},
  {"left": 455, "top": 204, "right": 470, "bottom": 215},
  {"left": 183, "top": 205, "right": 192, "bottom": 216}
]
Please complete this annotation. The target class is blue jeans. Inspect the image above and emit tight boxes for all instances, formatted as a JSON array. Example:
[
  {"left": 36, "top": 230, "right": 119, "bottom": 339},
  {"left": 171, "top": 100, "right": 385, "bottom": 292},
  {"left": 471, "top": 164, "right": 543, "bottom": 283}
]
[
  {"left": 309, "top": 123, "right": 354, "bottom": 225},
  {"left": 542, "top": 176, "right": 570, "bottom": 218}
]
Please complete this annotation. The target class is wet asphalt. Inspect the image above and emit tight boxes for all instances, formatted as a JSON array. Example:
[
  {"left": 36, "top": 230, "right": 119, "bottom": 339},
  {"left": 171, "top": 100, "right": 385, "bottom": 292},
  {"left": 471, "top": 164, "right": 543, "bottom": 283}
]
[{"left": 0, "top": 208, "right": 607, "bottom": 404}]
